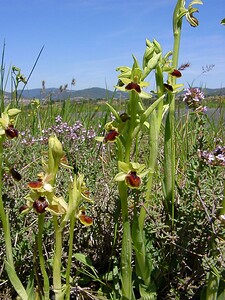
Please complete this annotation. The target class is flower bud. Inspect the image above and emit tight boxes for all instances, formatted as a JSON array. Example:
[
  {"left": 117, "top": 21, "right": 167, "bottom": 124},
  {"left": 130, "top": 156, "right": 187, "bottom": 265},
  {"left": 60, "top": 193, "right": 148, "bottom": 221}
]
[
  {"left": 49, "top": 135, "right": 64, "bottom": 159},
  {"left": 187, "top": 13, "right": 199, "bottom": 27},
  {"left": 120, "top": 113, "right": 130, "bottom": 122},
  {"left": 10, "top": 168, "right": 22, "bottom": 181}
]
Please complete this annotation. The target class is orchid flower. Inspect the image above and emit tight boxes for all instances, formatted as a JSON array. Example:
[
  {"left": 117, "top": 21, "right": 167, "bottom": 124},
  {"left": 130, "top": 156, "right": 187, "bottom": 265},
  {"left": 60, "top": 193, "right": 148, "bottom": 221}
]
[
  {"left": 0, "top": 107, "right": 21, "bottom": 138},
  {"left": 114, "top": 161, "right": 150, "bottom": 189}
]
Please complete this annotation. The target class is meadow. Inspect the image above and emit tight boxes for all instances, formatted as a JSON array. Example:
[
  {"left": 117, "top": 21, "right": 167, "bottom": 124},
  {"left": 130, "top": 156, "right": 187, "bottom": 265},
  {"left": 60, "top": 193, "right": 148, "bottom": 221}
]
[
  {"left": 0, "top": 1, "right": 225, "bottom": 299},
  {"left": 0, "top": 87, "right": 224, "bottom": 300}
]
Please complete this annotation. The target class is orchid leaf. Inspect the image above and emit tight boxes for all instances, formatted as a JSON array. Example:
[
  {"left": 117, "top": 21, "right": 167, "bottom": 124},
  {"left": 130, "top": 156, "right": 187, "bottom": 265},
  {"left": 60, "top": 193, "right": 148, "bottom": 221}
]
[{"left": 5, "top": 261, "right": 28, "bottom": 300}]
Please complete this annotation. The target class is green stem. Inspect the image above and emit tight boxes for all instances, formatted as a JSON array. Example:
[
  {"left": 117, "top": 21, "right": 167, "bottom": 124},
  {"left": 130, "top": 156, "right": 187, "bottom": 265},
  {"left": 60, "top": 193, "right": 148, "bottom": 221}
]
[
  {"left": 125, "top": 91, "right": 138, "bottom": 162},
  {"left": 139, "top": 110, "right": 159, "bottom": 231},
  {"left": 37, "top": 214, "right": 50, "bottom": 299},
  {"left": 220, "top": 180, "right": 225, "bottom": 215},
  {"left": 118, "top": 181, "right": 133, "bottom": 300},
  {"left": 164, "top": 0, "right": 183, "bottom": 228},
  {"left": 118, "top": 90, "right": 140, "bottom": 299},
  {"left": 65, "top": 213, "right": 76, "bottom": 300},
  {"left": 53, "top": 216, "right": 63, "bottom": 300},
  {"left": 139, "top": 64, "right": 165, "bottom": 230},
  {"left": 155, "top": 64, "right": 165, "bottom": 131}
]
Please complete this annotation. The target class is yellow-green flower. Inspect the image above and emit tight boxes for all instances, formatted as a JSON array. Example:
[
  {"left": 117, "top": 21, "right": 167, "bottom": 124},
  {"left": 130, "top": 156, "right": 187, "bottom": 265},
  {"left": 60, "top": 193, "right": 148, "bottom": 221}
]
[
  {"left": 114, "top": 161, "right": 149, "bottom": 189},
  {"left": 0, "top": 107, "right": 21, "bottom": 138},
  {"left": 22, "top": 172, "right": 68, "bottom": 215},
  {"left": 115, "top": 63, "right": 151, "bottom": 99}
]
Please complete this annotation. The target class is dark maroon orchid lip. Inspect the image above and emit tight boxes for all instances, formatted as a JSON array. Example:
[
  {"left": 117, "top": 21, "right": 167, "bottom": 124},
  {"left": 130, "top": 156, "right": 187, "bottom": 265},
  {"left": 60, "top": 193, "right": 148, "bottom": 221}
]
[
  {"left": 5, "top": 125, "right": 19, "bottom": 139},
  {"left": 125, "top": 171, "right": 141, "bottom": 188},
  {"left": 125, "top": 82, "right": 141, "bottom": 93},
  {"left": 104, "top": 130, "right": 119, "bottom": 143},
  {"left": 170, "top": 69, "right": 182, "bottom": 78},
  {"left": 28, "top": 180, "right": 43, "bottom": 189},
  {"left": 164, "top": 83, "right": 173, "bottom": 92},
  {"left": 33, "top": 196, "right": 48, "bottom": 213}
]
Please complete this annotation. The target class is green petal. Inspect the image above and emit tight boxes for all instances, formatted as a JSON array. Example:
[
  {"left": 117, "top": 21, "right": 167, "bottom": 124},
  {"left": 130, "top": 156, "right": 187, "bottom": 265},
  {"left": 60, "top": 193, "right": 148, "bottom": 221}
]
[
  {"left": 139, "top": 169, "right": 151, "bottom": 178},
  {"left": 116, "top": 66, "right": 132, "bottom": 73},
  {"left": 189, "top": 0, "right": 203, "bottom": 7},
  {"left": 139, "top": 81, "right": 149, "bottom": 88},
  {"left": 95, "top": 136, "right": 104, "bottom": 142},
  {"left": 129, "top": 162, "right": 146, "bottom": 172},
  {"left": 129, "top": 162, "right": 141, "bottom": 170},
  {"left": 119, "top": 77, "right": 132, "bottom": 85},
  {"left": 105, "top": 103, "right": 120, "bottom": 121},
  {"left": 43, "top": 183, "right": 53, "bottom": 192},
  {"left": 118, "top": 161, "right": 130, "bottom": 173},
  {"left": 114, "top": 85, "right": 126, "bottom": 93},
  {"left": 45, "top": 206, "right": 64, "bottom": 216}
]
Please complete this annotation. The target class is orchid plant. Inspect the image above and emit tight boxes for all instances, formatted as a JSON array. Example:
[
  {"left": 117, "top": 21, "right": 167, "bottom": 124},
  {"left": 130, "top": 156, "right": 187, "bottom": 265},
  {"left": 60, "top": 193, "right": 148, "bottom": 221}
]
[
  {"left": 96, "top": 0, "right": 205, "bottom": 299},
  {"left": 0, "top": 110, "right": 94, "bottom": 299}
]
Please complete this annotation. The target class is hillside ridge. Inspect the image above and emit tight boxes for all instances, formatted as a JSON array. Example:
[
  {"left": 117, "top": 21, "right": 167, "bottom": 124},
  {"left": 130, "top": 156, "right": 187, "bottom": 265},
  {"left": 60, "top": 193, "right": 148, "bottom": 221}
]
[{"left": 8, "top": 86, "right": 225, "bottom": 100}]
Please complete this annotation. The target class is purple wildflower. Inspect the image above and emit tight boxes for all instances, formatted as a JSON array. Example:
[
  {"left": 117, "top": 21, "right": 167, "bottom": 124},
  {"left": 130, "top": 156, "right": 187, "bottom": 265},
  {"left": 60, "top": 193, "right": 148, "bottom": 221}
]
[
  {"left": 183, "top": 87, "right": 205, "bottom": 111},
  {"left": 198, "top": 144, "right": 225, "bottom": 166},
  {"left": 17, "top": 115, "right": 97, "bottom": 147}
]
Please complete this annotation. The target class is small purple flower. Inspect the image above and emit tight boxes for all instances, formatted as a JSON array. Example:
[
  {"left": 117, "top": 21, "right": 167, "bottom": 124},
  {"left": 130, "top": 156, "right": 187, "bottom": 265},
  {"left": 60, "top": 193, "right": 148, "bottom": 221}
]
[
  {"left": 183, "top": 87, "right": 205, "bottom": 111},
  {"left": 198, "top": 144, "right": 225, "bottom": 166},
  {"left": 55, "top": 115, "right": 62, "bottom": 123}
]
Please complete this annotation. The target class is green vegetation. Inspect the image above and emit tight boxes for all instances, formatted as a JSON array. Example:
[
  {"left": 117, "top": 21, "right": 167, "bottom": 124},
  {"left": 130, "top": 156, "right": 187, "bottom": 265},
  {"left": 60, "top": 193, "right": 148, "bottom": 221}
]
[{"left": 0, "top": 1, "right": 225, "bottom": 299}]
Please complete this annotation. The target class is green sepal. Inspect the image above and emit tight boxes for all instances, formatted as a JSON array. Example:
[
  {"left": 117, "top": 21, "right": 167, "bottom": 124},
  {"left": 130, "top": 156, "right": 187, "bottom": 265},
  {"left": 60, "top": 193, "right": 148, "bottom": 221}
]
[
  {"left": 8, "top": 108, "right": 21, "bottom": 117},
  {"left": 114, "top": 172, "right": 127, "bottom": 182}
]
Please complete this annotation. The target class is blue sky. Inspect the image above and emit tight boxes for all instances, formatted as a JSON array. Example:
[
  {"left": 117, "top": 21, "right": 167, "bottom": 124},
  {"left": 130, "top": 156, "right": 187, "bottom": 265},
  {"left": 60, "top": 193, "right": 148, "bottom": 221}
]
[{"left": 0, "top": 0, "right": 224, "bottom": 92}]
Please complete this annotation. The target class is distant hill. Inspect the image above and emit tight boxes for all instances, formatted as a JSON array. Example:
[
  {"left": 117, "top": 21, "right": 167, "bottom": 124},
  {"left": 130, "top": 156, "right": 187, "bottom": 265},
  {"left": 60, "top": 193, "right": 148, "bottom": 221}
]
[
  {"left": 204, "top": 87, "right": 225, "bottom": 97},
  {"left": 17, "top": 87, "right": 125, "bottom": 100},
  {"left": 10, "top": 86, "right": 225, "bottom": 100}
]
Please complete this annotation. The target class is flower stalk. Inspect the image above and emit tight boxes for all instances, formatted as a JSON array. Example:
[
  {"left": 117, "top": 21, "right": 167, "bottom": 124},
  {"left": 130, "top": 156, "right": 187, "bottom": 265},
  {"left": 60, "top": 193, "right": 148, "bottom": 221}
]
[
  {"left": 37, "top": 213, "right": 50, "bottom": 299},
  {"left": 164, "top": 0, "right": 183, "bottom": 227}
]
